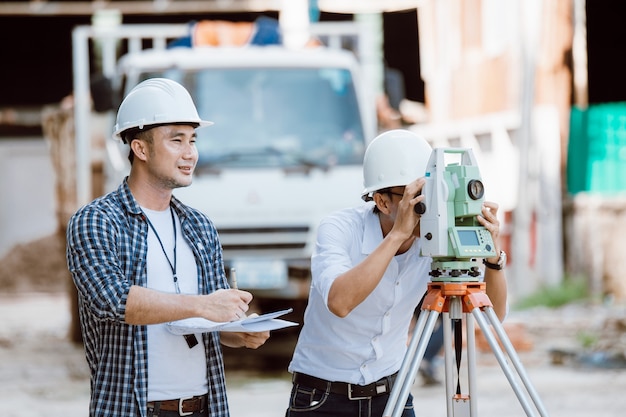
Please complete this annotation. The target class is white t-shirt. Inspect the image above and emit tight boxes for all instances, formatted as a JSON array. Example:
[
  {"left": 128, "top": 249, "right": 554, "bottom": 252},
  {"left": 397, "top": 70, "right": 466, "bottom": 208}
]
[{"left": 143, "top": 207, "right": 207, "bottom": 401}]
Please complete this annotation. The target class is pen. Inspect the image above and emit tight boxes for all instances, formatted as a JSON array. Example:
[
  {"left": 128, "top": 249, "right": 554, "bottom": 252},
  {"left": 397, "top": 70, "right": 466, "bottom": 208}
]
[{"left": 230, "top": 267, "right": 237, "bottom": 289}]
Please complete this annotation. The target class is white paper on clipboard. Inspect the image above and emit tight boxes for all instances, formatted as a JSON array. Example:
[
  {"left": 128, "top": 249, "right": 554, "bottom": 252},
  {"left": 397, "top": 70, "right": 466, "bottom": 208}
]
[{"left": 166, "top": 308, "right": 298, "bottom": 335}]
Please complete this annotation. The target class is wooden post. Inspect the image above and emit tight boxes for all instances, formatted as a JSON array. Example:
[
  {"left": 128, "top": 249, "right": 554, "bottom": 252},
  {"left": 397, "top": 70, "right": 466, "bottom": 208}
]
[{"left": 42, "top": 102, "right": 83, "bottom": 344}]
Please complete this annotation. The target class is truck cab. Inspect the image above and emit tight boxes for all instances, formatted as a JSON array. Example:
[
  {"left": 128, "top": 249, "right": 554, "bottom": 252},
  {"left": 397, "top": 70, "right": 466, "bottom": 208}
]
[{"left": 112, "top": 45, "right": 374, "bottom": 303}]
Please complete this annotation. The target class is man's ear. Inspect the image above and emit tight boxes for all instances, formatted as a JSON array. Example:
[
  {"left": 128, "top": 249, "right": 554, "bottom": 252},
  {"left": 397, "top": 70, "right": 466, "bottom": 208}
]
[
  {"left": 373, "top": 192, "right": 392, "bottom": 215},
  {"left": 130, "top": 139, "right": 148, "bottom": 162}
]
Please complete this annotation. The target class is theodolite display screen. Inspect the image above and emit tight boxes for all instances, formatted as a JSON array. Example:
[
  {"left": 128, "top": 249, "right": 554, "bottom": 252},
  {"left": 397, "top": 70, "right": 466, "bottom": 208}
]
[
  {"left": 457, "top": 230, "right": 480, "bottom": 246},
  {"left": 448, "top": 227, "right": 495, "bottom": 258}
]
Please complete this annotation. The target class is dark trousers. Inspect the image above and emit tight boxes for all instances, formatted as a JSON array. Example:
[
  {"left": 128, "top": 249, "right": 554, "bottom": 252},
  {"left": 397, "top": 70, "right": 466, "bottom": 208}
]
[{"left": 285, "top": 383, "right": 414, "bottom": 417}]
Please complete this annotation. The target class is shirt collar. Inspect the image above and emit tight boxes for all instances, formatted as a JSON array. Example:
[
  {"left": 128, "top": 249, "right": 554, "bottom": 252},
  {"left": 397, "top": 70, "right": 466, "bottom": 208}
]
[
  {"left": 117, "top": 176, "right": 187, "bottom": 220},
  {"left": 362, "top": 205, "right": 384, "bottom": 255}
]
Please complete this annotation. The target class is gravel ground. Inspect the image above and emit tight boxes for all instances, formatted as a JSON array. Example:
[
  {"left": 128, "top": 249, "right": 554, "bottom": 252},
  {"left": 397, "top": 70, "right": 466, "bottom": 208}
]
[{"left": 1, "top": 292, "right": 626, "bottom": 417}]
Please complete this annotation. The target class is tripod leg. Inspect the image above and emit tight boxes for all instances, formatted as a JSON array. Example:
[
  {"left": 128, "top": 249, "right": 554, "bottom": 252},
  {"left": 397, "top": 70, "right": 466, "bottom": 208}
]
[
  {"left": 443, "top": 298, "right": 477, "bottom": 417},
  {"left": 443, "top": 311, "right": 474, "bottom": 417},
  {"left": 471, "top": 306, "right": 551, "bottom": 417},
  {"left": 383, "top": 309, "right": 441, "bottom": 417},
  {"left": 442, "top": 312, "right": 455, "bottom": 416},
  {"left": 482, "top": 307, "right": 552, "bottom": 417},
  {"left": 465, "top": 312, "right": 478, "bottom": 417},
  {"left": 391, "top": 306, "right": 430, "bottom": 404}
]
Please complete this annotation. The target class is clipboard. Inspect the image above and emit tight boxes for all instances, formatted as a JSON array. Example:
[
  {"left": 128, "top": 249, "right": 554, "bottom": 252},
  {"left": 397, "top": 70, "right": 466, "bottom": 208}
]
[{"left": 166, "top": 308, "right": 298, "bottom": 335}]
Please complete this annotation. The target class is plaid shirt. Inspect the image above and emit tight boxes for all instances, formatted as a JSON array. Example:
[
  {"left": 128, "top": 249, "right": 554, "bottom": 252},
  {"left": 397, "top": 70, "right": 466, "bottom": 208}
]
[{"left": 66, "top": 178, "right": 230, "bottom": 417}]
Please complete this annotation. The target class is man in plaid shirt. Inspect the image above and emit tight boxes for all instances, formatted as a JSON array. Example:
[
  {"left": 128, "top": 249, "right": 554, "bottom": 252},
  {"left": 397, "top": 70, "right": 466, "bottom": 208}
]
[{"left": 67, "top": 78, "right": 269, "bottom": 417}]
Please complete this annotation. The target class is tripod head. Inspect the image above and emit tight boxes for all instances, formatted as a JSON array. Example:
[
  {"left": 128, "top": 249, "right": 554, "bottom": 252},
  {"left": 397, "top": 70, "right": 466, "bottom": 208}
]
[{"left": 419, "top": 148, "right": 496, "bottom": 281}]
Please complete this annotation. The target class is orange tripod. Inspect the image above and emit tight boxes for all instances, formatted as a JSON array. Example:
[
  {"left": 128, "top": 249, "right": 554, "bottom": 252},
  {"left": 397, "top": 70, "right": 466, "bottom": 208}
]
[{"left": 383, "top": 280, "right": 551, "bottom": 417}]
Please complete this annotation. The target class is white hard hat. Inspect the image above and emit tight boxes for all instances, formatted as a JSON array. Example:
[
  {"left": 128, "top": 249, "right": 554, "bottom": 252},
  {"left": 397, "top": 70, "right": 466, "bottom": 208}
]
[
  {"left": 112, "top": 78, "right": 213, "bottom": 141},
  {"left": 361, "top": 129, "right": 432, "bottom": 201}
]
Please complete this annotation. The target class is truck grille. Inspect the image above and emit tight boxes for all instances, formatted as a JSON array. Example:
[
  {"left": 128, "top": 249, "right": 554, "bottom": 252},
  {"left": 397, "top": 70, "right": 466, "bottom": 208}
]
[{"left": 218, "top": 226, "right": 309, "bottom": 251}]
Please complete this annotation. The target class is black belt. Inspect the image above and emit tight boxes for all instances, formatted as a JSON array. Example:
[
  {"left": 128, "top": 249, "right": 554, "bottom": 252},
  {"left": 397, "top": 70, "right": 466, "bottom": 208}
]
[
  {"left": 293, "top": 372, "right": 397, "bottom": 400},
  {"left": 147, "top": 395, "right": 206, "bottom": 416}
]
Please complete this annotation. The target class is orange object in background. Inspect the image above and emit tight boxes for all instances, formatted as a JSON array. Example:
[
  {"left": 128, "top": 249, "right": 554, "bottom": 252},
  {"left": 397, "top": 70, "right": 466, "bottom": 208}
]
[{"left": 193, "top": 21, "right": 255, "bottom": 46}]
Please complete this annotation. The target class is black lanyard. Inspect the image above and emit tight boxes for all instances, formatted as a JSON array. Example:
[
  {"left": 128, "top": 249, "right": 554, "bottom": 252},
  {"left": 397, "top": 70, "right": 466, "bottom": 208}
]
[
  {"left": 144, "top": 207, "right": 199, "bottom": 348},
  {"left": 144, "top": 207, "right": 181, "bottom": 294}
]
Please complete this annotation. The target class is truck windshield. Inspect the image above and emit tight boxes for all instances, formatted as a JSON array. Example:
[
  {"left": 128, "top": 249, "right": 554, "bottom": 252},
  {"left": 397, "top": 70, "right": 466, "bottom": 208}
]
[{"left": 139, "top": 68, "right": 366, "bottom": 170}]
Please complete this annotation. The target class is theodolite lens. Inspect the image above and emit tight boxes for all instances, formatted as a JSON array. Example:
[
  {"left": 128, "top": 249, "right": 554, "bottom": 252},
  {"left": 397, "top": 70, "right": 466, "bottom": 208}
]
[{"left": 467, "top": 179, "right": 485, "bottom": 200}]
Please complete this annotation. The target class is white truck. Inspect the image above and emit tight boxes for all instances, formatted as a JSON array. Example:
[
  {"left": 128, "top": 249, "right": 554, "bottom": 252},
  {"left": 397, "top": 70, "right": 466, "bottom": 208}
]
[{"left": 73, "top": 22, "right": 378, "bottom": 313}]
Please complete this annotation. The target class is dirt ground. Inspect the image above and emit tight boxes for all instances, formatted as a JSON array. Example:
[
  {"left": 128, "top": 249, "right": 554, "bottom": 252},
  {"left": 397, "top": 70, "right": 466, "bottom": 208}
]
[{"left": 2, "top": 234, "right": 626, "bottom": 417}]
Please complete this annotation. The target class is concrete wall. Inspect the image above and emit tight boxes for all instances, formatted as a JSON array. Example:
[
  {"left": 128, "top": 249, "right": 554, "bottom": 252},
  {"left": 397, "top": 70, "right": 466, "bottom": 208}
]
[
  {"left": 0, "top": 138, "right": 57, "bottom": 258},
  {"left": 564, "top": 194, "right": 626, "bottom": 302}
]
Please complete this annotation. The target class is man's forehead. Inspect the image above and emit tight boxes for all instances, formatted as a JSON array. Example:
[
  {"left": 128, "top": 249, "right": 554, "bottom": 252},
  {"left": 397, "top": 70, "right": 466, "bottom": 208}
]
[{"left": 153, "top": 124, "right": 197, "bottom": 135}]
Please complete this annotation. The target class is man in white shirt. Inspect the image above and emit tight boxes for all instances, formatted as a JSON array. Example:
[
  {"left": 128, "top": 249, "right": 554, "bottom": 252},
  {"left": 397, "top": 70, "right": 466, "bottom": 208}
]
[{"left": 285, "top": 129, "right": 508, "bottom": 417}]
